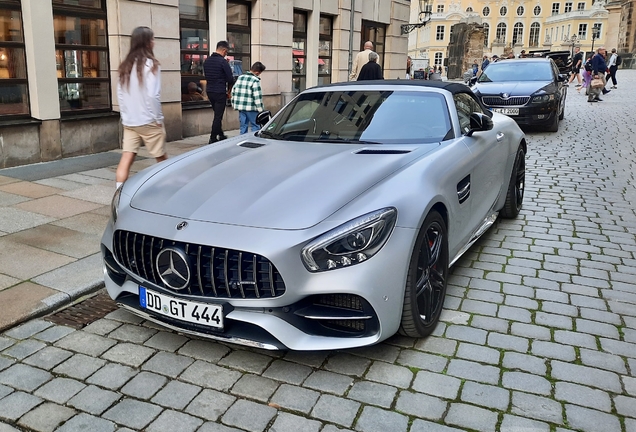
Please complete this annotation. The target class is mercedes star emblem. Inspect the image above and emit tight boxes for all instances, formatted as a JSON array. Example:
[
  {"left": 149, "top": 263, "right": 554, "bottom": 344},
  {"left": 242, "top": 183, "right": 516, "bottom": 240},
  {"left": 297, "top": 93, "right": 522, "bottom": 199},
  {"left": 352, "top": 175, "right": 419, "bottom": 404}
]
[
  {"left": 156, "top": 247, "right": 191, "bottom": 290},
  {"left": 176, "top": 221, "right": 188, "bottom": 230}
]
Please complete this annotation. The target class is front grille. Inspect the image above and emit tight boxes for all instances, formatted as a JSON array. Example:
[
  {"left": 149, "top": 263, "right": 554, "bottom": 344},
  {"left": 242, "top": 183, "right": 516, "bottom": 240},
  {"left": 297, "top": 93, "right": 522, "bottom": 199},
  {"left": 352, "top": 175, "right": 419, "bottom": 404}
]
[
  {"left": 323, "top": 320, "right": 366, "bottom": 333},
  {"left": 113, "top": 230, "right": 286, "bottom": 299},
  {"left": 315, "top": 294, "right": 364, "bottom": 311},
  {"left": 482, "top": 96, "right": 530, "bottom": 106}
]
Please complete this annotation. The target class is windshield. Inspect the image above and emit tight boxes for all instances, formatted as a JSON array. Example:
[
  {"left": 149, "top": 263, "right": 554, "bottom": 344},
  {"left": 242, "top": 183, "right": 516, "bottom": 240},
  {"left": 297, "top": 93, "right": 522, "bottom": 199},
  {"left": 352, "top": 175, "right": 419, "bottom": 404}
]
[
  {"left": 261, "top": 90, "right": 452, "bottom": 144},
  {"left": 478, "top": 62, "right": 553, "bottom": 82}
]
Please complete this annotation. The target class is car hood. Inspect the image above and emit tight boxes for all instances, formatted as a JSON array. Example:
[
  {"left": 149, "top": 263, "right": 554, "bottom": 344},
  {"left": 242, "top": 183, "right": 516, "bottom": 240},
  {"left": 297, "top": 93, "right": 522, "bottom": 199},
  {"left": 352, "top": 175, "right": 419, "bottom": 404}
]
[
  {"left": 473, "top": 81, "right": 554, "bottom": 96},
  {"left": 130, "top": 139, "right": 437, "bottom": 230}
]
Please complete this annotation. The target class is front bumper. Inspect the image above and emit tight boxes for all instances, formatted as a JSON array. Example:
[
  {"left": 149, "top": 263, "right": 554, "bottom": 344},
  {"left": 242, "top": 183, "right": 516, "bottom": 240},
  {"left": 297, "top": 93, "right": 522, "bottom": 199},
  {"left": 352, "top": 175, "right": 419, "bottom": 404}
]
[{"left": 486, "top": 100, "right": 559, "bottom": 127}]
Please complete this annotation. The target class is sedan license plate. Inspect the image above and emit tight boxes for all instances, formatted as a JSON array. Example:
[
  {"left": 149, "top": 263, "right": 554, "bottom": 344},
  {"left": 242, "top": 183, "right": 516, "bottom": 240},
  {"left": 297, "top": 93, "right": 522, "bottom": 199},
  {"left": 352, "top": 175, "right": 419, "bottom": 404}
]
[
  {"left": 492, "top": 108, "right": 519, "bottom": 115},
  {"left": 139, "top": 286, "right": 224, "bottom": 329}
]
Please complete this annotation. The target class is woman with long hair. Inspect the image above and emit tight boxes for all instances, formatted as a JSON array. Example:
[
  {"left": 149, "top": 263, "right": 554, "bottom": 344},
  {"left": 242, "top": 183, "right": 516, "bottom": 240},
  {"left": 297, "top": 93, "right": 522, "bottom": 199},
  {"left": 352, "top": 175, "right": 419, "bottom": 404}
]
[{"left": 115, "top": 26, "right": 167, "bottom": 189}]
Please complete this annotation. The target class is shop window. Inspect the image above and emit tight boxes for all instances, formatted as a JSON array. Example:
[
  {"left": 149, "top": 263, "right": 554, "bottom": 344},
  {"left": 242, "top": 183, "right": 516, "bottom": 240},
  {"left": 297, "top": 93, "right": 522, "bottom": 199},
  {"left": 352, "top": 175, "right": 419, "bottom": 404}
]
[
  {"left": 53, "top": 0, "right": 110, "bottom": 114},
  {"left": 180, "top": 0, "right": 209, "bottom": 104},
  {"left": 292, "top": 10, "right": 306, "bottom": 92},
  {"left": 318, "top": 15, "right": 332, "bottom": 86},
  {"left": 227, "top": 1, "right": 250, "bottom": 84},
  {"left": 0, "top": 0, "right": 29, "bottom": 117}
]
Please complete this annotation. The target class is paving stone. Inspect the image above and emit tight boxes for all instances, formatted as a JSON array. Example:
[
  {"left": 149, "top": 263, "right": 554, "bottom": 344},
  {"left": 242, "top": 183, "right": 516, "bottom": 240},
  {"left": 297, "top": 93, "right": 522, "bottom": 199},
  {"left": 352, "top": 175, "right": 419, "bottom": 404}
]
[
  {"left": 180, "top": 360, "right": 242, "bottom": 391},
  {"left": 414, "top": 337, "right": 457, "bottom": 356},
  {"left": 4, "top": 320, "right": 53, "bottom": 340},
  {"left": 283, "top": 351, "right": 329, "bottom": 368},
  {"left": 56, "top": 413, "right": 116, "bottom": 432},
  {"left": 54, "top": 331, "right": 117, "bottom": 357},
  {"left": 502, "top": 352, "right": 547, "bottom": 375},
  {"left": 142, "top": 351, "right": 194, "bottom": 378},
  {"left": 324, "top": 353, "right": 371, "bottom": 377},
  {"left": 262, "top": 359, "right": 312, "bottom": 385},
  {"left": 411, "top": 370, "right": 461, "bottom": 399},
  {"left": 0, "top": 391, "right": 42, "bottom": 421},
  {"left": 446, "top": 359, "right": 500, "bottom": 385},
  {"left": 461, "top": 299, "right": 498, "bottom": 316},
  {"left": 33, "top": 325, "right": 75, "bottom": 343},
  {"left": 531, "top": 341, "right": 576, "bottom": 361},
  {"left": 487, "top": 332, "right": 529, "bottom": 353},
  {"left": 410, "top": 419, "right": 465, "bottom": 432},
  {"left": 511, "top": 392, "right": 563, "bottom": 424},
  {"left": 502, "top": 371, "right": 551, "bottom": 396},
  {"left": 396, "top": 350, "right": 448, "bottom": 372},
  {"left": 470, "top": 315, "right": 510, "bottom": 333},
  {"left": 197, "top": 423, "right": 243, "bottom": 432},
  {"left": 270, "top": 383, "right": 320, "bottom": 414},
  {"left": 444, "top": 402, "right": 499, "bottom": 432},
  {"left": 107, "top": 323, "right": 158, "bottom": 344},
  {"left": 101, "top": 342, "right": 155, "bottom": 367},
  {"left": 231, "top": 374, "right": 279, "bottom": 403},
  {"left": 510, "top": 322, "right": 552, "bottom": 341},
  {"left": 150, "top": 380, "right": 201, "bottom": 410},
  {"left": 67, "top": 384, "right": 119, "bottom": 415},
  {"left": 354, "top": 405, "right": 408, "bottom": 432},
  {"left": 215, "top": 350, "right": 271, "bottom": 374},
  {"left": 541, "top": 301, "right": 579, "bottom": 317},
  {"left": 394, "top": 390, "right": 446, "bottom": 420},
  {"left": 500, "top": 414, "right": 550, "bottom": 432},
  {"left": 461, "top": 381, "right": 510, "bottom": 411},
  {"left": 363, "top": 361, "right": 412, "bottom": 389},
  {"left": 445, "top": 325, "right": 488, "bottom": 344},
  {"left": 534, "top": 311, "right": 573, "bottom": 330},
  {"left": 303, "top": 370, "right": 353, "bottom": 396},
  {"left": 498, "top": 305, "right": 532, "bottom": 323},
  {"left": 0, "top": 384, "right": 12, "bottom": 399},
  {"left": 565, "top": 404, "right": 622, "bottom": 432},
  {"left": 143, "top": 331, "right": 189, "bottom": 352},
  {"left": 177, "top": 340, "right": 230, "bottom": 362},
  {"left": 268, "top": 412, "right": 321, "bottom": 432},
  {"left": 23, "top": 346, "right": 73, "bottom": 370},
  {"left": 600, "top": 338, "right": 636, "bottom": 359},
  {"left": 86, "top": 363, "right": 138, "bottom": 390},
  {"left": 221, "top": 399, "right": 277, "bottom": 432},
  {"left": 310, "top": 394, "right": 360, "bottom": 428},
  {"left": 34, "top": 377, "right": 85, "bottom": 404},
  {"left": 456, "top": 343, "right": 501, "bottom": 365},
  {"left": 185, "top": 389, "right": 236, "bottom": 421},
  {"left": 121, "top": 371, "right": 167, "bottom": 400},
  {"left": 578, "top": 348, "right": 628, "bottom": 374},
  {"left": 17, "top": 402, "right": 75, "bottom": 432},
  {"left": 2, "top": 339, "right": 46, "bottom": 360},
  {"left": 0, "top": 337, "right": 15, "bottom": 353},
  {"left": 146, "top": 410, "right": 203, "bottom": 432},
  {"left": 551, "top": 361, "right": 622, "bottom": 393},
  {"left": 103, "top": 309, "right": 145, "bottom": 324},
  {"left": 554, "top": 382, "right": 612, "bottom": 412},
  {"left": 52, "top": 354, "right": 106, "bottom": 380},
  {"left": 349, "top": 343, "right": 400, "bottom": 363},
  {"left": 440, "top": 309, "right": 471, "bottom": 325},
  {"left": 579, "top": 308, "right": 622, "bottom": 326},
  {"left": 83, "top": 319, "right": 122, "bottom": 336},
  {"left": 0, "top": 363, "right": 52, "bottom": 392},
  {"left": 347, "top": 380, "right": 396, "bottom": 408},
  {"left": 102, "top": 398, "right": 163, "bottom": 430},
  {"left": 614, "top": 395, "right": 636, "bottom": 418}
]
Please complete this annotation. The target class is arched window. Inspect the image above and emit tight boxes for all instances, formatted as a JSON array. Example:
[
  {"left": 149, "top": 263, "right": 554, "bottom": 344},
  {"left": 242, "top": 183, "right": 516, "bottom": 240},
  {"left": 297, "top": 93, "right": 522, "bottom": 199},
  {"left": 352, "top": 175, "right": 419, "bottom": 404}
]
[
  {"left": 529, "top": 22, "right": 540, "bottom": 46},
  {"left": 496, "top": 22, "right": 507, "bottom": 42},
  {"left": 483, "top": 23, "right": 489, "bottom": 46},
  {"left": 517, "top": 6, "right": 525, "bottom": 15},
  {"left": 500, "top": 6, "right": 507, "bottom": 15},
  {"left": 466, "top": 6, "right": 474, "bottom": 12},
  {"left": 483, "top": 6, "right": 490, "bottom": 16},
  {"left": 533, "top": 5, "right": 542, "bottom": 15},
  {"left": 512, "top": 22, "right": 524, "bottom": 45}
]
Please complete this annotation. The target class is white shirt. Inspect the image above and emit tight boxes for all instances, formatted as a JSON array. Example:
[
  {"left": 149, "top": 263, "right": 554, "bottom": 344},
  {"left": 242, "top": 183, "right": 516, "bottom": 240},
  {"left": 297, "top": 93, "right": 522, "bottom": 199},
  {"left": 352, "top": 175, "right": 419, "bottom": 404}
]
[
  {"left": 608, "top": 53, "right": 618, "bottom": 67},
  {"left": 117, "top": 59, "right": 163, "bottom": 127}
]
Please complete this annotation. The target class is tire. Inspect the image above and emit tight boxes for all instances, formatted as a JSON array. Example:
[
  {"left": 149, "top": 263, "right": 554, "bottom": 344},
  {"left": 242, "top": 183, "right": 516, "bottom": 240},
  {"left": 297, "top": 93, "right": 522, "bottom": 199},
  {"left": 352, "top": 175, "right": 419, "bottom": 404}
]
[
  {"left": 500, "top": 145, "right": 525, "bottom": 219},
  {"left": 547, "top": 111, "right": 559, "bottom": 132},
  {"left": 399, "top": 211, "right": 449, "bottom": 338}
]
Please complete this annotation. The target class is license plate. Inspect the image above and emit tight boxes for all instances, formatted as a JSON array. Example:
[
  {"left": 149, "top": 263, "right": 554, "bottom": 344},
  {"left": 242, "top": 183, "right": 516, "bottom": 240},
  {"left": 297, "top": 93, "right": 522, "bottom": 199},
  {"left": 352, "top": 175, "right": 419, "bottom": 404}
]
[
  {"left": 492, "top": 108, "right": 519, "bottom": 115},
  {"left": 139, "top": 286, "right": 224, "bottom": 329}
]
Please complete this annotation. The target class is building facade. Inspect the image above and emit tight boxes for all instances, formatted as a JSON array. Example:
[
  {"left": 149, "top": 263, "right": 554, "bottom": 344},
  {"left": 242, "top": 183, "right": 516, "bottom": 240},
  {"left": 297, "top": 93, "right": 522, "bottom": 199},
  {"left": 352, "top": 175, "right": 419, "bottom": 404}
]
[
  {"left": 0, "top": 0, "right": 409, "bottom": 168},
  {"left": 408, "top": 0, "right": 610, "bottom": 68}
]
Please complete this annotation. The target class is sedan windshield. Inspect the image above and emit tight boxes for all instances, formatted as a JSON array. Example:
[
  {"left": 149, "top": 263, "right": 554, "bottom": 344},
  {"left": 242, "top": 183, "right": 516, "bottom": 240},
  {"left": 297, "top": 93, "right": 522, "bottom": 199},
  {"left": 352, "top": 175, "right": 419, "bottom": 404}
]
[
  {"left": 261, "top": 90, "right": 452, "bottom": 144},
  {"left": 478, "top": 62, "right": 553, "bottom": 82}
]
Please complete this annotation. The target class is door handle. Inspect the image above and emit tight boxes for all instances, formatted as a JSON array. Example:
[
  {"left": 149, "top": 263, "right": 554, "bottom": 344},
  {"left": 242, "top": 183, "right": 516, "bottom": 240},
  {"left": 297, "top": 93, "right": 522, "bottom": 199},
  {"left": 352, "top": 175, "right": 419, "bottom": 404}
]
[{"left": 496, "top": 132, "right": 505, "bottom": 142}]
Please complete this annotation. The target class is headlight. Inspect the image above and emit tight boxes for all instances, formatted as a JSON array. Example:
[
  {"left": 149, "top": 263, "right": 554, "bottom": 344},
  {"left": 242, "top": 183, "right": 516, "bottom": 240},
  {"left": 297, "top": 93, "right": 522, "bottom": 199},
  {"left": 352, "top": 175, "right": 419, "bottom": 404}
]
[
  {"left": 111, "top": 186, "right": 122, "bottom": 223},
  {"left": 531, "top": 94, "right": 554, "bottom": 103},
  {"left": 301, "top": 208, "right": 397, "bottom": 272}
]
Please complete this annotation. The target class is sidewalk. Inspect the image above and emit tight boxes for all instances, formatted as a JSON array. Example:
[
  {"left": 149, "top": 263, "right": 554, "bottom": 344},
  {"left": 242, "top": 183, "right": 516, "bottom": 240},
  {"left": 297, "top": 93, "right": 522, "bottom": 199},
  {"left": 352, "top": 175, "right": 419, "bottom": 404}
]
[{"left": 0, "top": 131, "right": 240, "bottom": 331}]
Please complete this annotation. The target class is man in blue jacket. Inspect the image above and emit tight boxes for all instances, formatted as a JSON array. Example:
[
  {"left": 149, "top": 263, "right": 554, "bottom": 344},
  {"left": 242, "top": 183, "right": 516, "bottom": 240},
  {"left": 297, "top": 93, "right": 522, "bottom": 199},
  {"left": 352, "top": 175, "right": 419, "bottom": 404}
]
[
  {"left": 204, "top": 41, "right": 234, "bottom": 143},
  {"left": 588, "top": 46, "right": 610, "bottom": 103}
]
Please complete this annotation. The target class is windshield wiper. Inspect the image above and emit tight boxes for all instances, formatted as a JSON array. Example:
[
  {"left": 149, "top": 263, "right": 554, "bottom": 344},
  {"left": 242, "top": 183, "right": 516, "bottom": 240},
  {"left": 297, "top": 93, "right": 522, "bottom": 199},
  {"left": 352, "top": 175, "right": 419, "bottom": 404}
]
[
  {"left": 258, "top": 130, "right": 281, "bottom": 140},
  {"left": 312, "top": 137, "right": 381, "bottom": 144}
]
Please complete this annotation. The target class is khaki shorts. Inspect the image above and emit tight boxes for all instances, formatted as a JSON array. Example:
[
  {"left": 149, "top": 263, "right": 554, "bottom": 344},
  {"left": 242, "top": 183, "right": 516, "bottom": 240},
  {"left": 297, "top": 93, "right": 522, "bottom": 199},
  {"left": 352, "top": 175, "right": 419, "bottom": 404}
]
[{"left": 122, "top": 123, "right": 166, "bottom": 158}]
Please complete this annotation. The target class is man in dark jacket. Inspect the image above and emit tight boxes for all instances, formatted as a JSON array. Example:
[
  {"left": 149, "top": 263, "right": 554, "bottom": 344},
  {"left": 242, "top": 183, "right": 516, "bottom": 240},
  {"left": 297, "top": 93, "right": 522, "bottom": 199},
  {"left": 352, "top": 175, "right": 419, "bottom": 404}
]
[
  {"left": 588, "top": 46, "right": 610, "bottom": 103},
  {"left": 204, "top": 41, "right": 234, "bottom": 143},
  {"left": 357, "top": 52, "right": 383, "bottom": 81}
]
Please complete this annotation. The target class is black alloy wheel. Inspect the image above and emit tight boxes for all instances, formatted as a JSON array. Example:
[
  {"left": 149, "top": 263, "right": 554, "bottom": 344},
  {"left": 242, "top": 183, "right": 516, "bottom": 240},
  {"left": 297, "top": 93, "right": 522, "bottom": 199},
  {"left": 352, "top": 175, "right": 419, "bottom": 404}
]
[
  {"left": 500, "top": 146, "right": 525, "bottom": 218},
  {"left": 399, "top": 211, "right": 449, "bottom": 338}
]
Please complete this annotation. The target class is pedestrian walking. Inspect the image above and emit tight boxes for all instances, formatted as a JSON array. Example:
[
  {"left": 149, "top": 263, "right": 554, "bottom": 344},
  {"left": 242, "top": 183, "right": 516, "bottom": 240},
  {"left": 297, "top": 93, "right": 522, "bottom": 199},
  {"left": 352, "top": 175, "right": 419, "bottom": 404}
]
[
  {"left": 115, "top": 26, "right": 167, "bottom": 190},
  {"left": 204, "top": 41, "right": 234, "bottom": 144},
  {"left": 606, "top": 48, "right": 619, "bottom": 89},
  {"left": 357, "top": 52, "right": 383, "bottom": 80},
  {"left": 588, "top": 46, "right": 610, "bottom": 103},
  {"left": 350, "top": 41, "right": 380, "bottom": 81},
  {"left": 406, "top": 56, "right": 412, "bottom": 79},
  {"left": 580, "top": 54, "right": 593, "bottom": 94},
  {"left": 480, "top": 55, "right": 490, "bottom": 75},
  {"left": 567, "top": 46, "right": 583, "bottom": 87},
  {"left": 230, "top": 62, "right": 266, "bottom": 134}
]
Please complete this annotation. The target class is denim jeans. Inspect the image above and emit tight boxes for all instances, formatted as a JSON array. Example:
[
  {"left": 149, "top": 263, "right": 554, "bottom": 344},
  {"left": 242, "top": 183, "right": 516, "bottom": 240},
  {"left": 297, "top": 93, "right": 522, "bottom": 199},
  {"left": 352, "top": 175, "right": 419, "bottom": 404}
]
[{"left": 239, "top": 111, "right": 260, "bottom": 134}]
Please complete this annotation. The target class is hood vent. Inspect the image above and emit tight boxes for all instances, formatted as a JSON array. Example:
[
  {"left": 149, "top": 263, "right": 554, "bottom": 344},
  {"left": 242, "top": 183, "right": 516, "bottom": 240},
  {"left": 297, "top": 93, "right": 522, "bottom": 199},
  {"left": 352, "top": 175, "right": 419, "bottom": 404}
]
[
  {"left": 355, "top": 149, "right": 411, "bottom": 155},
  {"left": 239, "top": 142, "right": 265, "bottom": 149}
]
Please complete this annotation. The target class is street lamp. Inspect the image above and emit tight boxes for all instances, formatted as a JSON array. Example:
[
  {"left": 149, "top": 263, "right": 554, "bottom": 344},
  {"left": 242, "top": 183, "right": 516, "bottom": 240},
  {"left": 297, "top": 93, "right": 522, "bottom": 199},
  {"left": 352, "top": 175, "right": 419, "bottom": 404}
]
[
  {"left": 401, "top": 0, "right": 433, "bottom": 35},
  {"left": 590, "top": 23, "right": 601, "bottom": 52}
]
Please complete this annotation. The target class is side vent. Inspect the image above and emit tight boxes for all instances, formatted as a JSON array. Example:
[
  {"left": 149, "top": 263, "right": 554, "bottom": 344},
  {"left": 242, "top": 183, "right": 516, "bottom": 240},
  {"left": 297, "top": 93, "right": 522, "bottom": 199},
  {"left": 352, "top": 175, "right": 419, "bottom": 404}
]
[
  {"left": 355, "top": 149, "right": 411, "bottom": 155},
  {"left": 457, "top": 175, "right": 471, "bottom": 204},
  {"left": 239, "top": 142, "right": 265, "bottom": 149}
]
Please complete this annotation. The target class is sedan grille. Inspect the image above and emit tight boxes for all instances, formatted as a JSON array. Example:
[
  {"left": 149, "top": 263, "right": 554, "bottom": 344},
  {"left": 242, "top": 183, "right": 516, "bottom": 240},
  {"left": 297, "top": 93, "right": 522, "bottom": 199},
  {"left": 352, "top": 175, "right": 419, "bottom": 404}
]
[
  {"left": 113, "top": 230, "right": 286, "bottom": 299},
  {"left": 482, "top": 96, "right": 530, "bottom": 106}
]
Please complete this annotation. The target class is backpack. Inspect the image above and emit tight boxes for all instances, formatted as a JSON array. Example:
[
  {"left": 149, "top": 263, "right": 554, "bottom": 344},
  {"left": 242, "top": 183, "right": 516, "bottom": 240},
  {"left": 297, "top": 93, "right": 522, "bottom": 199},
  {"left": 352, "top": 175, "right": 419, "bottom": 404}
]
[
  {"left": 584, "top": 58, "right": 593, "bottom": 72},
  {"left": 616, "top": 55, "right": 622, "bottom": 66}
]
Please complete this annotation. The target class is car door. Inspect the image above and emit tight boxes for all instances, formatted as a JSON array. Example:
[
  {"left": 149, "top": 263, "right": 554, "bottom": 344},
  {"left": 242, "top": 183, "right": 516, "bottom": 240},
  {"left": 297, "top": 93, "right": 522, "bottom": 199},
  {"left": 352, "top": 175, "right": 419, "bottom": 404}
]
[
  {"left": 550, "top": 59, "right": 566, "bottom": 114},
  {"left": 454, "top": 93, "right": 508, "bottom": 226}
]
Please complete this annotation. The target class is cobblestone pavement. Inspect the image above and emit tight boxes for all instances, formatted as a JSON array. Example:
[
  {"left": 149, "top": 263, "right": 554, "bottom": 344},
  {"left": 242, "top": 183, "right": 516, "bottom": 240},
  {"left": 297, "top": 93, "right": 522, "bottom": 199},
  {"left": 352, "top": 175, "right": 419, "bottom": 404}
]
[{"left": 1, "top": 71, "right": 636, "bottom": 432}]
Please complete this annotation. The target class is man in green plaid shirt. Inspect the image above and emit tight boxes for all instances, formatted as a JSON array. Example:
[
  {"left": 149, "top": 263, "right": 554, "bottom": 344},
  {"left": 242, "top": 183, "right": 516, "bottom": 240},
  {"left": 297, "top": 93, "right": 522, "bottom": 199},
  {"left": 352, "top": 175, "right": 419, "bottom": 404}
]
[{"left": 231, "top": 62, "right": 266, "bottom": 134}]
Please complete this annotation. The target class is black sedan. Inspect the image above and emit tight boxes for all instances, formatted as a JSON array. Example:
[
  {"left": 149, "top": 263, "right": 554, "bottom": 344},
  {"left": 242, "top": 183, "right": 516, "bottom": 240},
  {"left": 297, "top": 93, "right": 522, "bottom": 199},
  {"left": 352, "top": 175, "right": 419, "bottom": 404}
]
[{"left": 471, "top": 58, "right": 567, "bottom": 132}]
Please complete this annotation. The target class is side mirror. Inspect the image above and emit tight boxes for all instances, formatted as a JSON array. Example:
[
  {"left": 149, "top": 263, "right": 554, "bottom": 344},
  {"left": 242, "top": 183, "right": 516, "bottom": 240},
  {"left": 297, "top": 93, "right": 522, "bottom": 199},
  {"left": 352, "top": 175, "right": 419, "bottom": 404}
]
[
  {"left": 256, "top": 110, "right": 271, "bottom": 127},
  {"left": 466, "top": 112, "right": 493, "bottom": 136}
]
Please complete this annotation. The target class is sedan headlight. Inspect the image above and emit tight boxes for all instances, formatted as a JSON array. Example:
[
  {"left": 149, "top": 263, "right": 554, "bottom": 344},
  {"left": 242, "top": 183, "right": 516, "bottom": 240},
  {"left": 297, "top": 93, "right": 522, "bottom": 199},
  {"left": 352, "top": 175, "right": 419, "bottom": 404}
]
[
  {"left": 301, "top": 208, "right": 397, "bottom": 272},
  {"left": 111, "top": 186, "right": 122, "bottom": 223},
  {"left": 531, "top": 94, "right": 554, "bottom": 103}
]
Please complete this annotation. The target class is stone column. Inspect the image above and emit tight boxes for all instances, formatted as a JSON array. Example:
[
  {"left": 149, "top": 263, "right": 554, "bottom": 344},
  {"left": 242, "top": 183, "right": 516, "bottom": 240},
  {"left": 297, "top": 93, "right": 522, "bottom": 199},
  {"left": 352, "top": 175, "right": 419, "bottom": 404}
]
[
  {"left": 305, "top": 0, "right": 321, "bottom": 87},
  {"left": 210, "top": 0, "right": 228, "bottom": 48}
]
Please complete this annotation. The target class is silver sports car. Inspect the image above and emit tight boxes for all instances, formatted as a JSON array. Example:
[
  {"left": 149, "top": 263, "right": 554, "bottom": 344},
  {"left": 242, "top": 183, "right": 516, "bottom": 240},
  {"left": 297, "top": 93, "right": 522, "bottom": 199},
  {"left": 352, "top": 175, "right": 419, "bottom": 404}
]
[{"left": 102, "top": 81, "right": 526, "bottom": 351}]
